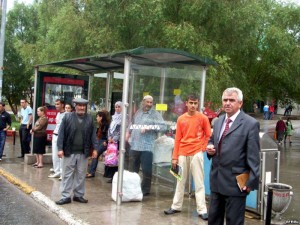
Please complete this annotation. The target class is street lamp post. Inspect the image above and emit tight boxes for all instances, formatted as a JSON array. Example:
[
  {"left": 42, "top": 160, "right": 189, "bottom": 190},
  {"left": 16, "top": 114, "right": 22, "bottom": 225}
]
[{"left": 0, "top": 0, "right": 7, "bottom": 101}]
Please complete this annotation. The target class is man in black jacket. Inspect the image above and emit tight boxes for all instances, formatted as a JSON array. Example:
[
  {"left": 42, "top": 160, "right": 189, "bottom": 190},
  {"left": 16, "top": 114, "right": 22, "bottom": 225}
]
[
  {"left": 0, "top": 102, "right": 12, "bottom": 161},
  {"left": 55, "top": 98, "right": 98, "bottom": 205}
]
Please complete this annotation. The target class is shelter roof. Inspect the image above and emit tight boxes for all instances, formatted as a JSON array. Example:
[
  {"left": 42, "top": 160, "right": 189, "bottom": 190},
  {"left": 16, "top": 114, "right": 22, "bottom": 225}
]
[{"left": 37, "top": 47, "right": 217, "bottom": 73}]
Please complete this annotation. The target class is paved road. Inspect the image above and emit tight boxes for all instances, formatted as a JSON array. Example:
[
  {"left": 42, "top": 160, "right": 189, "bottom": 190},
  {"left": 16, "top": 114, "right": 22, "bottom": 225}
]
[{"left": 0, "top": 176, "right": 66, "bottom": 225}]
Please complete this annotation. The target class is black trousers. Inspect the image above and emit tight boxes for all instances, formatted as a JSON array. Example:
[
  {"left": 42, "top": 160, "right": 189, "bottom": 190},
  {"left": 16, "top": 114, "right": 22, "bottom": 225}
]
[
  {"left": 208, "top": 191, "right": 246, "bottom": 225},
  {"left": 129, "top": 150, "right": 153, "bottom": 194},
  {"left": 19, "top": 124, "right": 32, "bottom": 156}
]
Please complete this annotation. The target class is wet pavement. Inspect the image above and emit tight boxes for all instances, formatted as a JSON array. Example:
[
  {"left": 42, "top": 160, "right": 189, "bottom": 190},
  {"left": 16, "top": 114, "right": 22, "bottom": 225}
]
[
  {"left": 0, "top": 117, "right": 300, "bottom": 225},
  {"left": 0, "top": 176, "right": 66, "bottom": 225}
]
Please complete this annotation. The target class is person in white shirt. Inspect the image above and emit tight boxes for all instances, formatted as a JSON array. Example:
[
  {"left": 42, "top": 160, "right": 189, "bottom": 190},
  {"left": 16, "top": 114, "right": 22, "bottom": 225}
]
[{"left": 48, "top": 99, "right": 65, "bottom": 179}]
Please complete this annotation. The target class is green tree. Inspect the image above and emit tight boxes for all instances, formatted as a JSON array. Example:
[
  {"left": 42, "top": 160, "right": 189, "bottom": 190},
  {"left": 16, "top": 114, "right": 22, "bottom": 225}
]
[{"left": 3, "top": 3, "right": 38, "bottom": 113}]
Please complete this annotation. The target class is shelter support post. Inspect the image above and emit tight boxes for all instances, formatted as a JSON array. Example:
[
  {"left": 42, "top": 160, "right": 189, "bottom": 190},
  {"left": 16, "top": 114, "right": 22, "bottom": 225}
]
[
  {"left": 117, "top": 56, "right": 131, "bottom": 205},
  {"left": 31, "top": 67, "right": 39, "bottom": 154},
  {"left": 159, "top": 68, "right": 166, "bottom": 104},
  {"left": 199, "top": 67, "right": 207, "bottom": 112},
  {"left": 105, "top": 71, "right": 113, "bottom": 110}
]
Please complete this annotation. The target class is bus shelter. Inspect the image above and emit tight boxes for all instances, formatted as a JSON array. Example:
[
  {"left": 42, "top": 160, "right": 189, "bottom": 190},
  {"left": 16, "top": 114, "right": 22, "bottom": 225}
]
[{"left": 36, "top": 47, "right": 216, "bottom": 205}]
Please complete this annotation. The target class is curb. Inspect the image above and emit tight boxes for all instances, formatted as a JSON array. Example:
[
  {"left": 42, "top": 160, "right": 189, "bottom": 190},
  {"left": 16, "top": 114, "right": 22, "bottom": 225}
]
[{"left": 0, "top": 168, "right": 89, "bottom": 225}]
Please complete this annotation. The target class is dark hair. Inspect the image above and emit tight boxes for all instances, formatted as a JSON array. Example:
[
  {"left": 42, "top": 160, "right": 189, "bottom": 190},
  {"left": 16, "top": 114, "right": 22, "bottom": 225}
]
[
  {"left": 96, "top": 111, "right": 110, "bottom": 127},
  {"left": 55, "top": 99, "right": 65, "bottom": 105},
  {"left": 186, "top": 94, "right": 199, "bottom": 101},
  {"left": 0, "top": 102, "right": 5, "bottom": 106}
]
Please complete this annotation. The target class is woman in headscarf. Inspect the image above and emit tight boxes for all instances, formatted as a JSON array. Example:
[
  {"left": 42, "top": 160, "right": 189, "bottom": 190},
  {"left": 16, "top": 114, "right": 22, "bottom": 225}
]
[{"left": 104, "top": 101, "right": 122, "bottom": 183}]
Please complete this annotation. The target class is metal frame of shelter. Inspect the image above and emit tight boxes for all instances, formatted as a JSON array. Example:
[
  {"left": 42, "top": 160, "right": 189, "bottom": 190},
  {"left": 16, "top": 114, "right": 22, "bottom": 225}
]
[{"left": 36, "top": 47, "right": 216, "bottom": 205}]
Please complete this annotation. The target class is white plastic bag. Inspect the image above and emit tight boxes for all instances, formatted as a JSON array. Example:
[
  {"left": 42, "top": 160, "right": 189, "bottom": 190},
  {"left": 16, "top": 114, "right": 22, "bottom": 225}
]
[
  {"left": 153, "top": 135, "right": 174, "bottom": 164},
  {"left": 111, "top": 170, "right": 143, "bottom": 202}
]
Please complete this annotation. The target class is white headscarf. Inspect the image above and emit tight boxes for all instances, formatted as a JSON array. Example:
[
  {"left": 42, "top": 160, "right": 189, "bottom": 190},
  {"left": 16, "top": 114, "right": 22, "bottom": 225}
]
[{"left": 109, "top": 101, "right": 122, "bottom": 134}]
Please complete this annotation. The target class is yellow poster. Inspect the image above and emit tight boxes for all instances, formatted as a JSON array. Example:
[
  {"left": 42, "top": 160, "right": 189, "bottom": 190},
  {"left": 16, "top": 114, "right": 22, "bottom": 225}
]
[
  {"left": 173, "top": 89, "right": 181, "bottom": 95},
  {"left": 143, "top": 92, "right": 150, "bottom": 97},
  {"left": 156, "top": 104, "right": 168, "bottom": 111}
]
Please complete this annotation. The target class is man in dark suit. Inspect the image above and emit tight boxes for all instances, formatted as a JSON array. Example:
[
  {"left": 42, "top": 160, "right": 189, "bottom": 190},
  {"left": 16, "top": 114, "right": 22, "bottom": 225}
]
[{"left": 206, "top": 87, "right": 260, "bottom": 225}]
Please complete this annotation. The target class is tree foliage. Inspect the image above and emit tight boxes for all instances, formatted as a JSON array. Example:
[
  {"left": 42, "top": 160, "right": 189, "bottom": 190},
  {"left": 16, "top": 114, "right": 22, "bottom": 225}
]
[{"left": 2, "top": 0, "right": 300, "bottom": 112}]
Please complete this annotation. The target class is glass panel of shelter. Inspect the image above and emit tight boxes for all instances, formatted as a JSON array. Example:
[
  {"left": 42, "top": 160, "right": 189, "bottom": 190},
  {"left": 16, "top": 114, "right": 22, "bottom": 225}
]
[{"left": 125, "top": 62, "right": 204, "bottom": 195}]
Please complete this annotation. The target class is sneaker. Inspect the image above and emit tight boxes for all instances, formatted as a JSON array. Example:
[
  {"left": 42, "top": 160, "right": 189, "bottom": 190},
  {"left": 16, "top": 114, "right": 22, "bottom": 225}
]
[
  {"left": 59, "top": 176, "right": 62, "bottom": 181},
  {"left": 48, "top": 173, "right": 60, "bottom": 178},
  {"left": 0, "top": 158, "right": 2, "bottom": 161},
  {"left": 49, "top": 168, "right": 55, "bottom": 172},
  {"left": 164, "top": 208, "right": 181, "bottom": 215},
  {"left": 199, "top": 213, "right": 208, "bottom": 220}
]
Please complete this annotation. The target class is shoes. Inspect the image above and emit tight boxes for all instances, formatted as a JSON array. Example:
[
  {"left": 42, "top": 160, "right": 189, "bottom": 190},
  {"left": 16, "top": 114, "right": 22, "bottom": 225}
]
[
  {"left": 34, "top": 165, "right": 43, "bottom": 168},
  {"left": 143, "top": 192, "right": 150, "bottom": 196},
  {"left": 48, "top": 173, "right": 60, "bottom": 178},
  {"left": 0, "top": 158, "right": 2, "bottom": 161},
  {"left": 199, "top": 213, "right": 208, "bottom": 220},
  {"left": 59, "top": 176, "right": 62, "bottom": 181},
  {"left": 107, "top": 178, "right": 113, "bottom": 183},
  {"left": 32, "top": 163, "right": 38, "bottom": 167},
  {"left": 73, "top": 196, "right": 88, "bottom": 203},
  {"left": 17, "top": 156, "right": 24, "bottom": 158},
  {"left": 86, "top": 173, "right": 95, "bottom": 178},
  {"left": 164, "top": 208, "right": 181, "bottom": 215},
  {"left": 49, "top": 168, "right": 54, "bottom": 172},
  {"left": 56, "top": 198, "right": 71, "bottom": 205}
]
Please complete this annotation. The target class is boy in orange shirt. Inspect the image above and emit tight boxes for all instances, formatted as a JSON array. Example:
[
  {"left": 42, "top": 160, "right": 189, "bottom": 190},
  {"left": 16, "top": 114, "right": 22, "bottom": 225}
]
[{"left": 164, "top": 94, "right": 211, "bottom": 220}]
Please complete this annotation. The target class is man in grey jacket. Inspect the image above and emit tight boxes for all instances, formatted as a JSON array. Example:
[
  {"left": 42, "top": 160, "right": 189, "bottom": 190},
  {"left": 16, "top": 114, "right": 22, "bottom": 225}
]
[
  {"left": 206, "top": 87, "right": 260, "bottom": 225},
  {"left": 55, "top": 98, "right": 98, "bottom": 205}
]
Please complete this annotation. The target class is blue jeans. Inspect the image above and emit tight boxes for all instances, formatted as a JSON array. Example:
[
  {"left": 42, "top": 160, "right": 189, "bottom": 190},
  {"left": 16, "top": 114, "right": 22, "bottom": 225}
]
[
  {"left": 0, "top": 130, "right": 7, "bottom": 159},
  {"left": 88, "top": 140, "right": 107, "bottom": 176}
]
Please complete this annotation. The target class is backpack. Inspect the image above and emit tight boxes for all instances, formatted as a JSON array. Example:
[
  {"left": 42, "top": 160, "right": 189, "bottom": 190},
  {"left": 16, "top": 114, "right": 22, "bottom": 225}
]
[{"left": 104, "top": 142, "right": 118, "bottom": 167}]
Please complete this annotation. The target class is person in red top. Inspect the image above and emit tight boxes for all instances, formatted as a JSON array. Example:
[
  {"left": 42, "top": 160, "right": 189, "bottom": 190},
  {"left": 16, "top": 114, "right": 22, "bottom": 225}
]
[
  {"left": 276, "top": 117, "right": 286, "bottom": 145},
  {"left": 164, "top": 94, "right": 211, "bottom": 220}
]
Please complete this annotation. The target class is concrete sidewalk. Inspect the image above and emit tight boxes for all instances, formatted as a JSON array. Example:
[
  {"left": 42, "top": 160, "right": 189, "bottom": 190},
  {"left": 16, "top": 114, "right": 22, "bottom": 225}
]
[{"left": 0, "top": 118, "right": 299, "bottom": 225}]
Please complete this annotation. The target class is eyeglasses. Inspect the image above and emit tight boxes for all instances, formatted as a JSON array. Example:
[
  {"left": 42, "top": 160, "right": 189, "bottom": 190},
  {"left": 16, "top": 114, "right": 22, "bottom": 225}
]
[{"left": 115, "top": 106, "right": 121, "bottom": 108}]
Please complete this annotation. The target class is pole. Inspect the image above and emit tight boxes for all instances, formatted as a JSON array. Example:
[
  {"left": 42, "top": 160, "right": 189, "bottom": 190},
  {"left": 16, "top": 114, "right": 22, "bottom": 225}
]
[
  {"left": 199, "top": 67, "right": 206, "bottom": 112},
  {"left": 265, "top": 188, "right": 273, "bottom": 225},
  {"left": 116, "top": 56, "right": 131, "bottom": 205},
  {"left": 0, "top": 0, "right": 7, "bottom": 101}
]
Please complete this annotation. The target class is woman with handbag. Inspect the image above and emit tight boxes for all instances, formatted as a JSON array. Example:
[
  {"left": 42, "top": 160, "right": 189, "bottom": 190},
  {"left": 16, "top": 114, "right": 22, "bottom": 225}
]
[
  {"left": 275, "top": 117, "right": 286, "bottom": 145},
  {"left": 104, "top": 101, "right": 122, "bottom": 183}
]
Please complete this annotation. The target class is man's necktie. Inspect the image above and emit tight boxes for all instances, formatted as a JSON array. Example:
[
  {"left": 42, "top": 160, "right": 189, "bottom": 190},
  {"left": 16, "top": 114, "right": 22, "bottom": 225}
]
[{"left": 218, "top": 118, "right": 231, "bottom": 155}]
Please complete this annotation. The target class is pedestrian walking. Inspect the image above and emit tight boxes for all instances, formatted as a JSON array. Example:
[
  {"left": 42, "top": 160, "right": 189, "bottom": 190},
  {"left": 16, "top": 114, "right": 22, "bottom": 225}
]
[
  {"left": 284, "top": 117, "right": 293, "bottom": 144},
  {"left": 276, "top": 117, "right": 286, "bottom": 145}
]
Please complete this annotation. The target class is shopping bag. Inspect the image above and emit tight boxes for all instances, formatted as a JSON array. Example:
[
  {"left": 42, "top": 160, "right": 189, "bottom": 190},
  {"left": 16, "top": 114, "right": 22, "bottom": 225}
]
[
  {"left": 104, "top": 142, "right": 118, "bottom": 166},
  {"left": 274, "top": 131, "right": 277, "bottom": 140},
  {"left": 111, "top": 170, "right": 143, "bottom": 202}
]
